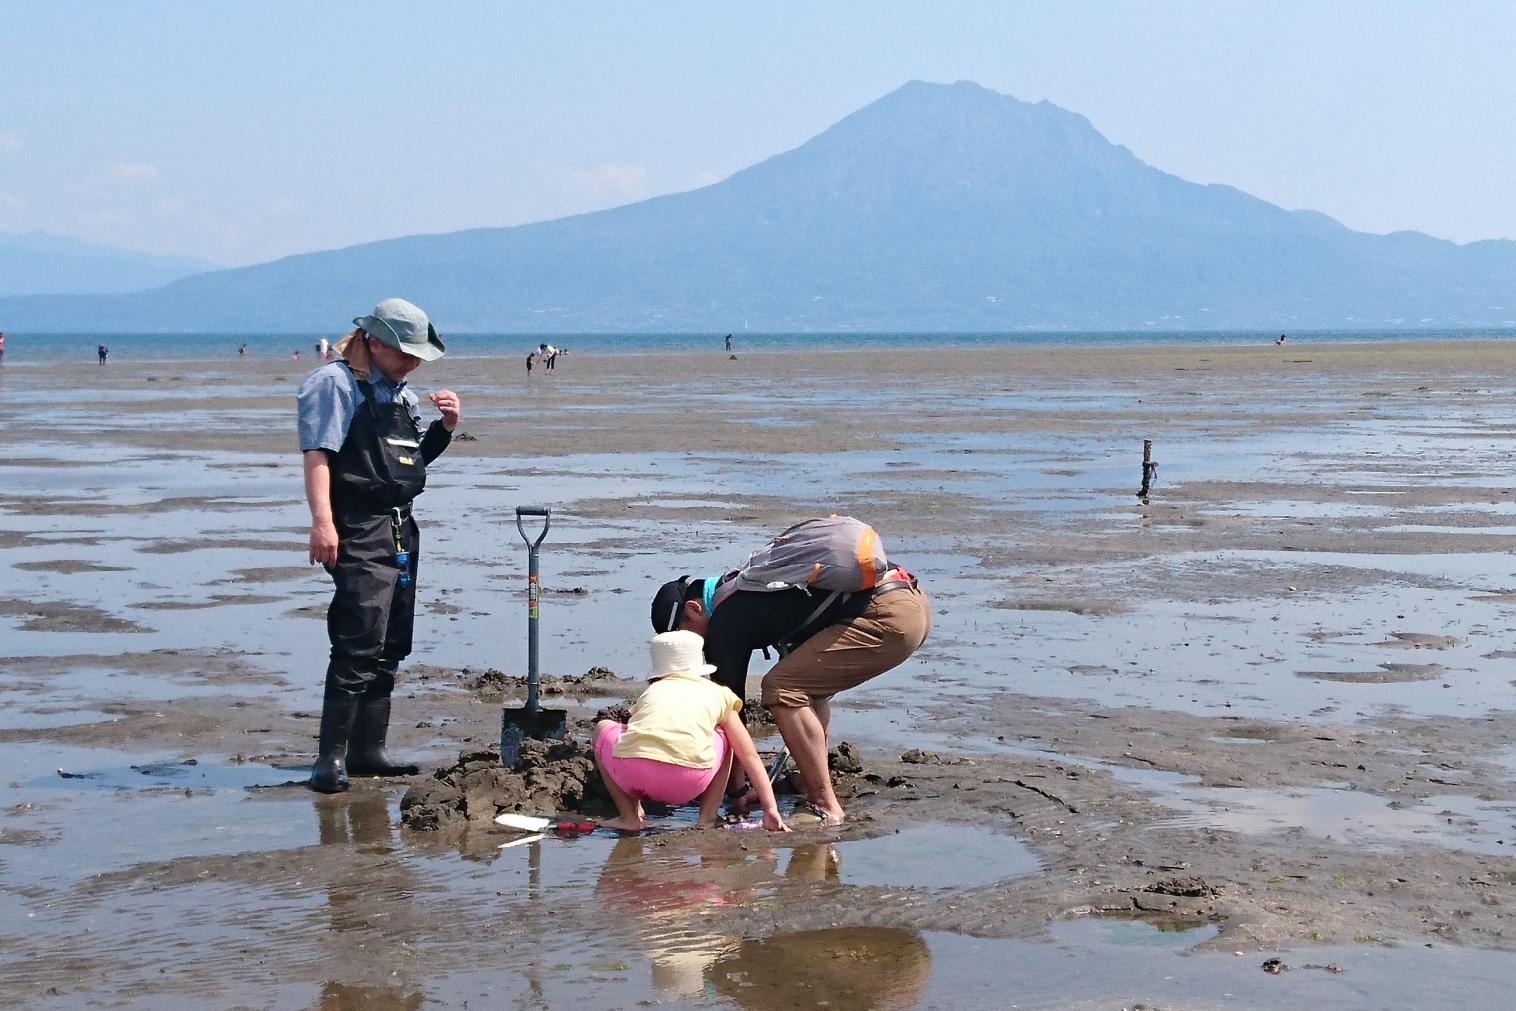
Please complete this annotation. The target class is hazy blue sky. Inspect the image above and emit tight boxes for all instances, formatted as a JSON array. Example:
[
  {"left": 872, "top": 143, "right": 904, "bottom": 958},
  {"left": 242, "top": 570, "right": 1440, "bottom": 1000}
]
[{"left": 4, "top": 1, "right": 1513, "bottom": 265}]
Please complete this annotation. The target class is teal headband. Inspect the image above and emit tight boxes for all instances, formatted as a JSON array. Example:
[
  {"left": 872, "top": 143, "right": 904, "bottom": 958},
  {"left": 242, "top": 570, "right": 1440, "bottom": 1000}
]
[{"left": 701, "top": 576, "right": 716, "bottom": 617}]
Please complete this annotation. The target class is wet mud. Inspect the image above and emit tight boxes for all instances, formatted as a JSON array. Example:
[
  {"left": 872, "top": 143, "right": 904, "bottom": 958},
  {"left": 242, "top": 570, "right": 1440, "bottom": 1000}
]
[{"left": 5, "top": 342, "right": 1516, "bottom": 1007}]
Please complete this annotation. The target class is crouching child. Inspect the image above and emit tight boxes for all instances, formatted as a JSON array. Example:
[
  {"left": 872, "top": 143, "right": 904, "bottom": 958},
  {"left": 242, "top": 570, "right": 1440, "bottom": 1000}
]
[{"left": 594, "top": 631, "right": 789, "bottom": 832}]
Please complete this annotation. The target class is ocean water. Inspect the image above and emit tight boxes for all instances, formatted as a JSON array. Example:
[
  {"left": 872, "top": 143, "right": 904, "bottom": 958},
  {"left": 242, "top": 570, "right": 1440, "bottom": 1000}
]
[{"left": 3, "top": 327, "right": 1514, "bottom": 363}]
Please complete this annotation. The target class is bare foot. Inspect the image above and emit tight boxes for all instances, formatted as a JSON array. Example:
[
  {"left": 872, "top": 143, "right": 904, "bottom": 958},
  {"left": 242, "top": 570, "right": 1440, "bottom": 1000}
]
[
  {"left": 598, "top": 815, "right": 646, "bottom": 833},
  {"left": 798, "top": 801, "right": 844, "bottom": 827}
]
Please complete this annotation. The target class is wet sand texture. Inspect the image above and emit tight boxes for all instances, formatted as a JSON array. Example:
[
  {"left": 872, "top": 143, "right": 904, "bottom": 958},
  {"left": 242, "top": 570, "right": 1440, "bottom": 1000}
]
[{"left": 5, "top": 341, "right": 1516, "bottom": 1006}]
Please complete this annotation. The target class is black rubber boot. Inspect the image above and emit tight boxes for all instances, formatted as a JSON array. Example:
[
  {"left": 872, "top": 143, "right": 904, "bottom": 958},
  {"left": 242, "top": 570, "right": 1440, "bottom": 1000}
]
[
  {"left": 347, "top": 697, "right": 420, "bottom": 777},
  {"left": 310, "top": 690, "right": 361, "bottom": 793}
]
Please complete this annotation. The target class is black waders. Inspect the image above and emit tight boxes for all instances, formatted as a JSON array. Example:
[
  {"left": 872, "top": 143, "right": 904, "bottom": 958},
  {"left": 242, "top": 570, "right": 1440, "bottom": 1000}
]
[
  {"left": 310, "top": 366, "right": 447, "bottom": 792},
  {"left": 311, "top": 688, "right": 361, "bottom": 793},
  {"left": 347, "top": 662, "right": 420, "bottom": 777}
]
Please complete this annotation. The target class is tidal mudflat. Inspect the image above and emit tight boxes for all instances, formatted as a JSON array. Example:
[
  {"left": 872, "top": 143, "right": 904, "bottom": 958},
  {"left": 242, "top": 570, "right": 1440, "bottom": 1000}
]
[{"left": 3, "top": 340, "right": 1516, "bottom": 1008}]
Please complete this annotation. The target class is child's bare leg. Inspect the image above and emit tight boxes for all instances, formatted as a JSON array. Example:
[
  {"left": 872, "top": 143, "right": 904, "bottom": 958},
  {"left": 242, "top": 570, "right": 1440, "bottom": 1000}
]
[
  {"left": 592, "top": 720, "right": 644, "bottom": 831},
  {"left": 696, "top": 753, "right": 736, "bottom": 827}
]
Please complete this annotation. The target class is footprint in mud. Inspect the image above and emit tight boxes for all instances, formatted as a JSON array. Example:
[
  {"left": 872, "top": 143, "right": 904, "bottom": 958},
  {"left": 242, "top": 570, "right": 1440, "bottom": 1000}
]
[
  {"left": 1067, "top": 664, "right": 1120, "bottom": 677},
  {"left": 132, "top": 594, "right": 284, "bottom": 610},
  {"left": 995, "top": 599, "right": 1129, "bottom": 617},
  {"left": 1307, "top": 630, "right": 1459, "bottom": 650},
  {"left": 1470, "top": 591, "right": 1516, "bottom": 605},
  {"left": 14, "top": 559, "right": 130, "bottom": 575},
  {"left": 1370, "top": 632, "right": 1459, "bottom": 650},
  {"left": 1295, "top": 663, "right": 1445, "bottom": 684},
  {"left": 0, "top": 598, "right": 150, "bottom": 633}
]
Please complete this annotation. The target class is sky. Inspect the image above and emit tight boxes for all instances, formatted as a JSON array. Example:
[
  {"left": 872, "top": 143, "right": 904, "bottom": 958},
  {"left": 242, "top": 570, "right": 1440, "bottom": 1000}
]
[{"left": 3, "top": 1, "right": 1514, "bottom": 266}]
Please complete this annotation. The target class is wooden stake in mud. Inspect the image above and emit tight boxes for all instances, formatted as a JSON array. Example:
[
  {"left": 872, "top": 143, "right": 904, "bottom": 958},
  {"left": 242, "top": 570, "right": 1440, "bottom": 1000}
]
[{"left": 1136, "top": 439, "right": 1158, "bottom": 504}]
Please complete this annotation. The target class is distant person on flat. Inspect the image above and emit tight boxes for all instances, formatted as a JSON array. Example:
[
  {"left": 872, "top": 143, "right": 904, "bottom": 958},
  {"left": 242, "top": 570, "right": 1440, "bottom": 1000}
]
[{"left": 97, "top": 343, "right": 109, "bottom": 364}]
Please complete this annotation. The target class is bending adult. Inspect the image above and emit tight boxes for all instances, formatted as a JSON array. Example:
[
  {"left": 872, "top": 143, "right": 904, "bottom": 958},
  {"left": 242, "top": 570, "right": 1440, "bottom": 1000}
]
[
  {"left": 297, "top": 298, "right": 459, "bottom": 793},
  {"left": 650, "top": 525, "right": 930, "bottom": 824}
]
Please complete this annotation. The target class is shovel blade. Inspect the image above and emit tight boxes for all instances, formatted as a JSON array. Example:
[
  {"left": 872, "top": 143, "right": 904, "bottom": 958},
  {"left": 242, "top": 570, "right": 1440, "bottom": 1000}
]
[{"left": 499, "top": 706, "right": 569, "bottom": 768}]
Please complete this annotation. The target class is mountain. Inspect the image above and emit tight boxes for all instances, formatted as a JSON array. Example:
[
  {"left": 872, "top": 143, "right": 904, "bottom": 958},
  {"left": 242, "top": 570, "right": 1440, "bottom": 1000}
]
[
  {"left": 0, "top": 232, "right": 221, "bottom": 297},
  {"left": 3, "top": 81, "right": 1514, "bottom": 332}
]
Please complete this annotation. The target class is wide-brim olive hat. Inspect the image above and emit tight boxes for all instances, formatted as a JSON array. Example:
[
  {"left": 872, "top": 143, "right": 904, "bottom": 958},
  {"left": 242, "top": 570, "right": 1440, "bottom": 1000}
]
[{"left": 354, "top": 298, "right": 446, "bottom": 362}]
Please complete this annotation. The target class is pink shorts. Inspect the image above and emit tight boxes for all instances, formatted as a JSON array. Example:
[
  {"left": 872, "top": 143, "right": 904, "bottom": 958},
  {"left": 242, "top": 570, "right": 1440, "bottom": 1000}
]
[{"left": 594, "top": 723, "right": 729, "bottom": 805}]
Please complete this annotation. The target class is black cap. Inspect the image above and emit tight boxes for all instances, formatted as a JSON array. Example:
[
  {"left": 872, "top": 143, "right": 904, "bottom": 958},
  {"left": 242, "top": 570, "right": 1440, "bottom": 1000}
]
[{"left": 651, "top": 576, "right": 693, "bottom": 633}]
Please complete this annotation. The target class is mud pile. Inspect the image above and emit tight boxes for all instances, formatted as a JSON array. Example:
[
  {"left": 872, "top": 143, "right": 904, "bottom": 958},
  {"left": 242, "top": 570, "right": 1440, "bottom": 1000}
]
[
  {"left": 400, "top": 737, "right": 613, "bottom": 831},
  {"left": 740, "top": 696, "right": 775, "bottom": 728},
  {"left": 400, "top": 735, "right": 886, "bottom": 830},
  {"left": 468, "top": 665, "right": 630, "bottom": 699}
]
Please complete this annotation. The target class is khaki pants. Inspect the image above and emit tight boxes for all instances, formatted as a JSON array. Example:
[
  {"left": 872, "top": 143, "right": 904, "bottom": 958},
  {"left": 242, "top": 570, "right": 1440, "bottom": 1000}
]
[{"left": 761, "top": 585, "right": 931, "bottom": 709}]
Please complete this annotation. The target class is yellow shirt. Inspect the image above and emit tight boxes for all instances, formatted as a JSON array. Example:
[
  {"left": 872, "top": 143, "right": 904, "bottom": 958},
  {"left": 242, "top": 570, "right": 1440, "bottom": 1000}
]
[{"left": 613, "top": 670, "right": 742, "bottom": 768}]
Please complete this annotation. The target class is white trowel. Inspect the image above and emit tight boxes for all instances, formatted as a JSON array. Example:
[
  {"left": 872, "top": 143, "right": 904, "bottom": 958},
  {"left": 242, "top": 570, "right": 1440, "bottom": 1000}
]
[{"left": 494, "top": 812, "right": 552, "bottom": 832}]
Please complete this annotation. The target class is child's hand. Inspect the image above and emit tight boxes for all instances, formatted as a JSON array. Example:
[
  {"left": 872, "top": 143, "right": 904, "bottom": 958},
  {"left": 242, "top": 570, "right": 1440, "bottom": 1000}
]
[{"left": 763, "top": 807, "right": 790, "bottom": 832}]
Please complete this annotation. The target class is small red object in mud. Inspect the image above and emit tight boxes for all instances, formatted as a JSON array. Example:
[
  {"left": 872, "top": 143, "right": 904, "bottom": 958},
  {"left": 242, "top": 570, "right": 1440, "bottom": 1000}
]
[{"left": 553, "top": 820, "right": 596, "bottom": 835}]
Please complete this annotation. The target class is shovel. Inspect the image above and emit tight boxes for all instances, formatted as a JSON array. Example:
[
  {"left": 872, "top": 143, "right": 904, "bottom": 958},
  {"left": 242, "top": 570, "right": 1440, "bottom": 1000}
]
[{"left": 500, "top": 507, "right": 567, "bottom": 767}]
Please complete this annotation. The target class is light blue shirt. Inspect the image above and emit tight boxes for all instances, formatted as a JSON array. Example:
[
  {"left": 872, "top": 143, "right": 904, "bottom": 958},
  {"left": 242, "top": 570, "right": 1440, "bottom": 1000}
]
[{"left": 296, "top": 361, "right": 420, "bottom": 453}]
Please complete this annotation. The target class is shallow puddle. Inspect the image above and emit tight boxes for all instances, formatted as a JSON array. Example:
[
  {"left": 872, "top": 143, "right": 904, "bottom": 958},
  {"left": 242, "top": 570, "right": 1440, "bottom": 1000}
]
[
  {"left": 435, "top": 919, "right": 1516, "bottom": 1010},
  {"left": 823, "top": 823, "right": 1040, "bottom": 889},
  {"left": 0, "top": 706, "right": 120, "bottom": 731},
  {"left": 1108, "top": 762, "right": 1516, "bottom": 856},
  {"left": 1058, "top": 914, "right": 1219, "bottom": 945},
  {"left": 35, "top": 757, "right": 307, "bottom": 792}
]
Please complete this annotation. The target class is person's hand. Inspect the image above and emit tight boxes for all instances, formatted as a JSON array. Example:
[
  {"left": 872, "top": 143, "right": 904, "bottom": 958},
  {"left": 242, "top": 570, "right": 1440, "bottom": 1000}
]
[
  {"left": 763, "top": 807, "right": 791, "bottom": 832},
  {"left": 309, "top": 521, "right": 339, "bottom": 566},
  {"left": 429, "top": 389, "right": 461, "bottom": 431}
]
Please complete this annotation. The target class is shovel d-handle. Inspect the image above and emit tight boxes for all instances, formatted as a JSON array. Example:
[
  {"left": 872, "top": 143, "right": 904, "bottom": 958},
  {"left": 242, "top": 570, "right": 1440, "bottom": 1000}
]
[
  {"left": 516, "top": 506, "right": 551, "bottom": 547},
  {"left": 515, "top": 506, "right": 551, "bottom": 716}
]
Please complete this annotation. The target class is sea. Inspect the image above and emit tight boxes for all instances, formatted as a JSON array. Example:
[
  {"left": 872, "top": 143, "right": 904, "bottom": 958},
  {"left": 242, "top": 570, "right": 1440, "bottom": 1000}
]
[{"left": 3, "top": 327, "right": 1514, "bottom": 364}]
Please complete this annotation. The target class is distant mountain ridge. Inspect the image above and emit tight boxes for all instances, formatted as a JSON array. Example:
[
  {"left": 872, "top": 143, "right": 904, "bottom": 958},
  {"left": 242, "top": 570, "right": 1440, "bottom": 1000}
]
[
  {"left": 0, "top": 232, "right": 220, "bottom": 297},
  {"left": 3, "top": 81, "right": 1513, "bottom": 332}
]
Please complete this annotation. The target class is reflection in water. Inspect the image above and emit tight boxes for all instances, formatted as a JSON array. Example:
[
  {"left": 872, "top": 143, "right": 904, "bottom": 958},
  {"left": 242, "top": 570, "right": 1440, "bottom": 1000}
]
[
  {"left": 784, "top": 842, "right": 841, "bottom": 881},
  {"left": 594, "top": 834, "right": 761, "bottom": 998},
  {"left": 587, "top": 838, "right": 858, "bottom": 999},
  {"left": 708, "top": 927, "right": 931, "bottom": 1010},
  {"left": 316, "top": 789, "right": 395, "bottom": 849},
  {"left": 315, "top": 790, "right": 424, "bottom": 1010},
  {"left": 317, "top": 982, "right": 423, "bottom": 1010}
]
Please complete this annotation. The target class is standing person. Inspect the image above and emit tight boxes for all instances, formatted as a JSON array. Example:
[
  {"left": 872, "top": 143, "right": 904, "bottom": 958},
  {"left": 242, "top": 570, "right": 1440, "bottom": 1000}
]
[
  {"left": 316, "top": 336, "right": 331, "bottom": 360},
  {"left": 724, "top": 334, "right": 732, "bottom": 352},
  {"left": 238, "top": 342, "right": 247, "bottom": 358},
  {"left": 650, "top": 517, "right": 930, "bottom": 825},
  {"left": 525, "top": 351, "right": 535, "bottom": 375},
  {"left": 297, "top": 298, "right": 460, "bottom": 793},
  {"left": 0, "top": 330, "right": 6, "bottom": 365},
  {"left": 97, "top": 342, "right": 109, "bottom": 364}
]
